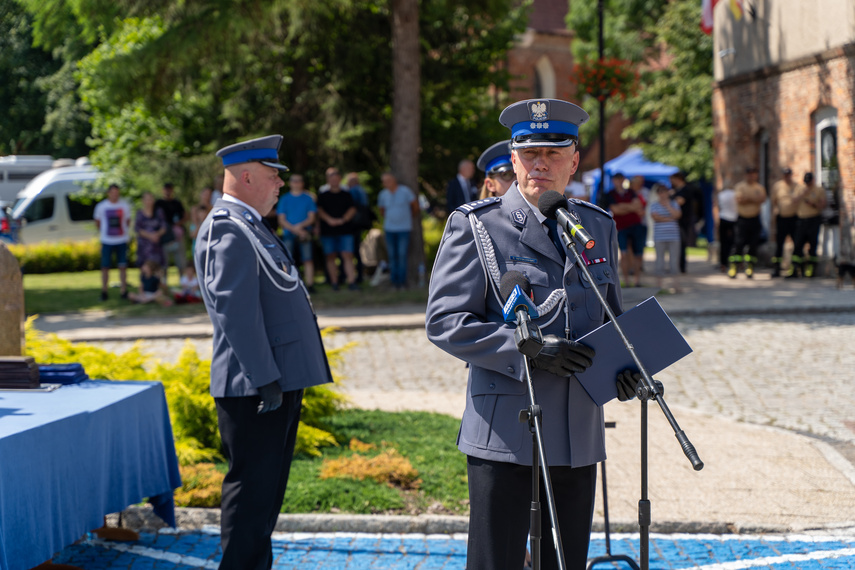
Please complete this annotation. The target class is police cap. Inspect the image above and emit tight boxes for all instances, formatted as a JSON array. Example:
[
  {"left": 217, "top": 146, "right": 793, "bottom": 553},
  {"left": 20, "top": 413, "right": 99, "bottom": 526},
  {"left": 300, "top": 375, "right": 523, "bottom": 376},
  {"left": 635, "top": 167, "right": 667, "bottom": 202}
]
[
  {"left": 499, "top": 99, "right": 589, "bottom": 149},
  {"left": 476, "top": 140, "right": 512, "bottom": 175},
  {"left": 216, "top": 135, "right": 289, "bottom": 172}
]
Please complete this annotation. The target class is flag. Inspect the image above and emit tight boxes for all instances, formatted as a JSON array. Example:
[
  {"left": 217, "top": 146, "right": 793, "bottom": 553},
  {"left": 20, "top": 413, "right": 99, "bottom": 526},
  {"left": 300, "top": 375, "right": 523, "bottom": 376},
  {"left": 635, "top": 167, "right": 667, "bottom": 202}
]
[
  {"left": 701, "top": 0, "right": 719, "bottom": 34},
  {"left": 701, "top": 0, "right": 743, "bottom": 34}
]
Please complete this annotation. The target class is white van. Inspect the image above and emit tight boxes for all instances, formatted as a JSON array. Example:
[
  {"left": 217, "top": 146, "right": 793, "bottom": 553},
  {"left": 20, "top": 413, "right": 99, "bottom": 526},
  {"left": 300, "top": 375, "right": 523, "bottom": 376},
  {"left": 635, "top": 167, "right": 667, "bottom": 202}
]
[
  {"left": 11, "top": 162, "right": 102, "bottom": 244},
  {"left": 0, "top": 155, "right": 56, "bottom": 204}
]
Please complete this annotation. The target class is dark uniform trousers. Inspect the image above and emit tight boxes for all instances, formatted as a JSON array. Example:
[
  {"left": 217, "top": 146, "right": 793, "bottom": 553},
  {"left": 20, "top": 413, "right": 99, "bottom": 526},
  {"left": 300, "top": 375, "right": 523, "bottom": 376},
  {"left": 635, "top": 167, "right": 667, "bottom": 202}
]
[
  {"left": 729, "top": 215, "right": 762, "bottom": 264},
  {"left": 792, "top": 216, "right": 823, "bottom": 276},
  {"left": 773, "top": 215, "right": 797, "bottom": 267},
  {"left": 466, "top": 456, "right": 597, "bottom": 570},
  {"left": 216, "top": 388, "right": 304, "bottom": 570}
]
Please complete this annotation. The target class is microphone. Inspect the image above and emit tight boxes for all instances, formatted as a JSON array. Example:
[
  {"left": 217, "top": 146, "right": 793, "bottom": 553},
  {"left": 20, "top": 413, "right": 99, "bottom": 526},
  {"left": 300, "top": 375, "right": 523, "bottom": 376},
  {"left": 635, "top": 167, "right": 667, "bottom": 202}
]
[
  {"left": 537, "top": 190, "right": 596, "bottom": 250},
  {"left": 500, "top": 271, "right": 543, "bottom": 358}
]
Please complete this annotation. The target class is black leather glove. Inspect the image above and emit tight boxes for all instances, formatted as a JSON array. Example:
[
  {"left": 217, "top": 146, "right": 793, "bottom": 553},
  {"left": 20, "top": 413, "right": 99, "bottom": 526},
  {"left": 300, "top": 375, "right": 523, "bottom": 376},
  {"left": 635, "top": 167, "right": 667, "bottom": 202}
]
[
  {"left": 531, "top": 335, "right": 595, "bottom": 377},
  {"left": 257, "top": 381, "right": 283, "bottom": 414},
  {"left": 616, "top": 370, "right": 664, "bottom": 402}
]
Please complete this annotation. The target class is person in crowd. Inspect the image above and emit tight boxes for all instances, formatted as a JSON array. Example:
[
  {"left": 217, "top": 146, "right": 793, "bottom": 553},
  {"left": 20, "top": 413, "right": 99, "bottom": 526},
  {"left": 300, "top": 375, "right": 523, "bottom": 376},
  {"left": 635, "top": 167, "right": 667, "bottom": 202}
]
[
  {"left": 476, "top": 140, "right": 515, "bottom": 200},
  {"left": 316, "top": 167, "right": 358, "bottom": 290},
  {"left": 277, "top": 174, "right": 317, "bottom": 292},
  {"left": 173, "top": 265, "right": 202, "bottom": 303},
  {"left": 427, "top": 98, "right": 638, "bottom": 570},
  {"left": 789, "top": 172, "right": 827, "bottom": 278},
  {"left": 377, "top": 171, "right": 419, "bottom": 290},
  {"left": 347, "top": 171, "right": 372, "bottom": 283},
  {"left": 649, "top": 183, "right": 682, "bottom": 292},
  {"left": 716, "top": 182, "right": 738, "bottom": 272},
  {"left": 606, "top": 171, "right": 646, "bottom": 287},
  {"left": 770, "top": 167, "right": 799, "bottom": 277},
  {"left": 128, "top": 259, "right": 173, "bottom": 306},
  {"left": 93, "top": 183, "right": 132, "bottom": 301},
  {"left": 155, "top": 182, "right": 187, "bottom": 284},
  {"left": 564, "top": 176, "right": 590, "bottom": 202},
  {"left": 446, "top": 158, "right": 478, "bottom": 213},
  {"left": 820, "top": 183, "right": 841, "bottom": 274},
  {"left": 727, "top": 167, "right": 766, "bottom": 279},
  {"left": 194, "top": 135, "right": 333, "bottom": 569},
  {"left": 669, "top": 171, "right": 702, "bottom": 273},
  {"left": 189, "top": 186, "right": 214, "bottom": 251},
  {"left": 134, "top": 191, "right": 167, "bottom": 269},
  {"left": 835, "top": 186, "right": 854, "bottom": 288}
]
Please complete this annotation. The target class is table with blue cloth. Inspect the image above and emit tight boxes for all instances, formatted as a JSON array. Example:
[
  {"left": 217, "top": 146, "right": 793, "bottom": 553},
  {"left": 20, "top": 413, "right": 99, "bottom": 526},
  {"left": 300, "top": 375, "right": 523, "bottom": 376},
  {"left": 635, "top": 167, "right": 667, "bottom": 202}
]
[{"left": 0, "top": 380, "right": 182, "bottom": 570}]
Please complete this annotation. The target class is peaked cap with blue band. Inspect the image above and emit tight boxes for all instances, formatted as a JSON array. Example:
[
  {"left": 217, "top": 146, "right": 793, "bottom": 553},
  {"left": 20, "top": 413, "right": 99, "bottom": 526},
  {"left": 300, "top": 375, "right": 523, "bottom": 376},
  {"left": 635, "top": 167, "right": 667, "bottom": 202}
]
[
  {"left": 499, "top": 99, "right": 589, "bottom": 149},
  {"left": 476, "top": 140, "right": 512, "bottom": 175},
  {"left": 216, "top": 134, "right": 289, "bottom": 172}
]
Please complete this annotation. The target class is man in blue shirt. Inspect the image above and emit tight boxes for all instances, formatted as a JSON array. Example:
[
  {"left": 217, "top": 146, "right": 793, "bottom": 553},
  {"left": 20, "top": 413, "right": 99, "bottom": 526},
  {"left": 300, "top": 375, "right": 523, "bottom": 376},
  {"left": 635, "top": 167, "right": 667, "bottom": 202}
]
[{"left": 276, "top": 174, "right": 317, "bottom": 292}]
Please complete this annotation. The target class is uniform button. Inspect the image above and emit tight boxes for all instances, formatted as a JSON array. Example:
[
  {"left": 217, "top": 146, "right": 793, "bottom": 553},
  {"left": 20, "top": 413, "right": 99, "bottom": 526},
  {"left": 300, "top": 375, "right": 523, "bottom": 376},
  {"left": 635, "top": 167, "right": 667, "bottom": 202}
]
[
  {"left": 506, "top": 367, "right": 515, "bottom": 375},
  {"left": 596, "top": 274, "right": 603, "bottom": 281},
  {"left": 570, "top": 303, "right": 577, "bottom": 311},
  {"left": 274, "top": 336, "right": 280, "bottom": 343},
  {"left": 604, "top": 269, "right": 611, "bottom": 277},
  {"left": 565, "top": 276, "right": 573, "bottom": 286},
  {"left": 246, "top": 374, "right": 252, "bottom": 380},
  {"left": 490, "top": 382, "right": 497, "bottom": 390}
]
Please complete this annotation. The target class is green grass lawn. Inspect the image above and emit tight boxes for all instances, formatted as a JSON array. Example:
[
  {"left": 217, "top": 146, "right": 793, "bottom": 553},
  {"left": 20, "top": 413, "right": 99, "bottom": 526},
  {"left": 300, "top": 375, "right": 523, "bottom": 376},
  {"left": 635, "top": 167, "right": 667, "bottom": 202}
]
[
  {"left": 23, "top": 269, "right": 428, "bottom": 316},
  {"left": 283, "top": 409, "right": 468, "bottom": 515}
]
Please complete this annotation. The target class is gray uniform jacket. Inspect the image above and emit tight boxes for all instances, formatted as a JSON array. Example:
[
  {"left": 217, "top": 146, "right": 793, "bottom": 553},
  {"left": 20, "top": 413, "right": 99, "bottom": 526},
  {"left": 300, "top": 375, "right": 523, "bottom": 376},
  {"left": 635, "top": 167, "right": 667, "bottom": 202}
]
[
  {"left": 194, "top": 198, "right": 333, "bottom": 398},
  {"left": 426, "top": 184, "right": 622, "bottom": 467}
]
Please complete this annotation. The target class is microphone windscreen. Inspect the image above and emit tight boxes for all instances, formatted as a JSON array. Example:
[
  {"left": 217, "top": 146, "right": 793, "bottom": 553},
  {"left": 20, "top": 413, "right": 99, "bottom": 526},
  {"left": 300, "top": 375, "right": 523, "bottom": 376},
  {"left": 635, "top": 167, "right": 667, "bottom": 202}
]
[
  {"left": 537, "top": 190, "right": 568, "bottom": 220},
  {"left": 499, "top": 270, "right": 531, "bottom": 302}
]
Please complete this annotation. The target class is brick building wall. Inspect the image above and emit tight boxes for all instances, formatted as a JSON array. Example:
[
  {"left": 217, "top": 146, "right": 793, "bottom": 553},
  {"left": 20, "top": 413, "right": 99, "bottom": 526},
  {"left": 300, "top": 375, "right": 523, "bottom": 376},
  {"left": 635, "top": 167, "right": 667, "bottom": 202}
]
[{"left": 713, "top": 46, "right": 855, "bottom": 214}]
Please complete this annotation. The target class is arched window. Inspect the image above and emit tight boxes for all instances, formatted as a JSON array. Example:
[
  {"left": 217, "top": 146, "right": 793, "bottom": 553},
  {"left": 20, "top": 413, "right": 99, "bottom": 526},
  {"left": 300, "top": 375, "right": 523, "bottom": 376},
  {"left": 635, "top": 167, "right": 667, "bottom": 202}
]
[
  {"left": 533, "top": 56, "right": 556, "bottom": 99},
  {"left": 814, "top": 107, "right": 839, "bottom": 191}
]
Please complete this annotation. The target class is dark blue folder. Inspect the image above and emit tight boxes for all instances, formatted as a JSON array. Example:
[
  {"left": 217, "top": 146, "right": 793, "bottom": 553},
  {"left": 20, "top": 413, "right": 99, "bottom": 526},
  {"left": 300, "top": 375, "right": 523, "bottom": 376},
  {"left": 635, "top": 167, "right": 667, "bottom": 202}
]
[{"left": 575, "top": 296, "right": 692, "bottom": 405}]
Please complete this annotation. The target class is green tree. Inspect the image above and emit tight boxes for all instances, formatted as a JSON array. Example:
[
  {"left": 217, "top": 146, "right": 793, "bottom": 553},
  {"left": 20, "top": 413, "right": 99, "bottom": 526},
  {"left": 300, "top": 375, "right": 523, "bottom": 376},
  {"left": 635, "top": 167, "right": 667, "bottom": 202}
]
[{"left": 568, "top": 0, "right": 713, "bottom": 181}]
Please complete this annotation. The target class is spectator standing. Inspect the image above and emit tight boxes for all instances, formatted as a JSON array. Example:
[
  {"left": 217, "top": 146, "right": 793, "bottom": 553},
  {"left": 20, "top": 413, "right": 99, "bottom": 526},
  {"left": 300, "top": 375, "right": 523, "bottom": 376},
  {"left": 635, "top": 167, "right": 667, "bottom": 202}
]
[
  {"left": 446, "top": 159, "right": 478, "bottom": 213},
  {"left": 820, "top": 184, "right": 841, "bottom": 272},
  {"left": 276, "top": 174, "right": 317, "bottom": 292},
  {"left": 316, "top": 168, "right": 358, "bottom": 290},
  {"left": 475, "top": 140, "right": 514, "bottom": 200},
  {"left": 347, "top": 172, "right": 372, "bottom": 283},
  {"left": 93, "top": 183, "right": 132, "bottom": 301},
  {"left": 155, "top": 182, "right": 187, "bottom": 283},
  {"left": 134, "top": 191, "right": 167, "bottom": 267},
  {"left": 789, "top": 172, "right": 826, "bottom": 278},
  {"left": 377, "top": 171, "right": 419, "bottom": 290},
  {"left": 716, "top": 183, "right": 738, "bottom": 272},
  {"left": 670, "top": 172, "right": 702, "bottom": 273},
  {"left": 189, "top": 187, "right": 214, "bottom": 251},
  {"left": 727, "top": 167, "right": 766, "bottom": 279},
  {"left": 769, "top": 168, "right": 799, "bottom": 277},
  {"left": 606, "top": 172, "right": 646, "bottom": 287},
  {"left": 649, "top": 183, "right": 682, "bottom": 291}
]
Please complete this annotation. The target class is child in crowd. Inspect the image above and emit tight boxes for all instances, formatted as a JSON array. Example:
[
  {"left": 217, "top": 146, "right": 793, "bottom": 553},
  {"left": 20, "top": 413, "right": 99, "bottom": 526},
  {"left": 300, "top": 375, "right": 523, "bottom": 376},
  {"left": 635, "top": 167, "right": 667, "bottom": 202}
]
[
  {"left": 129, "top": 260, "right": 173, "bottom": 306},
  {"left": 650, "top": 183, "right": 683, "bottom": 292},
  {"left": 174, "top": 265, "right": 203, "bottom": 303}
]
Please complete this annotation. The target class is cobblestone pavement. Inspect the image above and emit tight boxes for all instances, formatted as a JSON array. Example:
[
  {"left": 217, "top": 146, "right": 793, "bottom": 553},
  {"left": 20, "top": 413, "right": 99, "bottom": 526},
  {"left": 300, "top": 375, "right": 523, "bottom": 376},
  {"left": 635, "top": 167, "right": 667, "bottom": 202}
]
[{"left": 51, "top": 529, "right": 855, "bottom": 569}]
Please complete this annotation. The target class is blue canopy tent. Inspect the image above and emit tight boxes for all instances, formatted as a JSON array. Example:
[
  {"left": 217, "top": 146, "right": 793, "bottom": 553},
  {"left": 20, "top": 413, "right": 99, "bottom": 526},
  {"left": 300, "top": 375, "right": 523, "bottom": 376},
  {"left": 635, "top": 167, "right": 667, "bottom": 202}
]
[
  {"left": 583, "top": 147, "right": 679, "bottom": 205},
  {"left": 581, "top": 147, "right": 715, "bottom": 243}
]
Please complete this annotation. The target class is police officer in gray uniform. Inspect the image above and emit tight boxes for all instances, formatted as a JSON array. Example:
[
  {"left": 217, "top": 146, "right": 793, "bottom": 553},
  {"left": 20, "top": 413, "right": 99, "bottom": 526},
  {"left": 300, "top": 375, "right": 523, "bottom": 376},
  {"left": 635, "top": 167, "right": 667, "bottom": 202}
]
[
  {"left": 426, "top": 99, "right": 635, "bottom": 570},
  {"left": 194, "top": 135, "right": 333, "bottom": 570}
]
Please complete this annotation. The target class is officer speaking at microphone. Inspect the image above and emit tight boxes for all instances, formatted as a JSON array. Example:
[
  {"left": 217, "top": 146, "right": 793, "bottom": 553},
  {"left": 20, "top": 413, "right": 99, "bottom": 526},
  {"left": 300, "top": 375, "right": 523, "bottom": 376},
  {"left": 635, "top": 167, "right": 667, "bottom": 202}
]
[
  {"left": 194, "top": 135, "right": 333, "bottom": 570},
  {"left": 426, "top": 99, "right": 639, "bottom": 570}
]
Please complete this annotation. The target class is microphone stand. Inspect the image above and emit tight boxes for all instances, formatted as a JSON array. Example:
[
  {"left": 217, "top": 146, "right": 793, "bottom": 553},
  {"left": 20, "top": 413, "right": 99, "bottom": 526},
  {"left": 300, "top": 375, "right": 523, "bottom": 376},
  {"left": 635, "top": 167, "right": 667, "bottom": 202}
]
[
  {"left": 559, "top": 230, "right": 703, "bottom": 570},
  {"left": 513, "top": 318, "right": 568, "bottom": 570}
]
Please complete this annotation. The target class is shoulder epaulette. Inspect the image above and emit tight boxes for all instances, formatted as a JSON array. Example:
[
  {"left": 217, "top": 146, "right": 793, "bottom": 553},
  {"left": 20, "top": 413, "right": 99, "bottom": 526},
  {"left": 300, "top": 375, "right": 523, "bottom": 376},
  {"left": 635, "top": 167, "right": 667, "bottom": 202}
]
[
  {"left": 212, "top": 208, "right": 230, "bottom": 219},
  {"left": 456, "top": 197, "right": 501, "bottom": 215},
  {"left": 569, "top": 198, "right": 613, "bottom": 219}
]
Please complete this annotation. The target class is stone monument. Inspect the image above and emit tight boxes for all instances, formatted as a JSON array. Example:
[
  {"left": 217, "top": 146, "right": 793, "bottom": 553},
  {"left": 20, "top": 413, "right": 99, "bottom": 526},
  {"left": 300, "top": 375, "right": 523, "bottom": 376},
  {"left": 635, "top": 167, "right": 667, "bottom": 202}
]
[{"left": 0, "top": 243, "right": 24, "bottom": 356}]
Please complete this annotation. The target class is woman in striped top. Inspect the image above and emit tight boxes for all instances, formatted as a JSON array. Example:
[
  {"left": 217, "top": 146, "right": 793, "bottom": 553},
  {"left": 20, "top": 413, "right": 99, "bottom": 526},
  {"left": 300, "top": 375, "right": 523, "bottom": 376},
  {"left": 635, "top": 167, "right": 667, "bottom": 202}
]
[{"left": 650, "top": 183, "right": 683, "bottom": 292}]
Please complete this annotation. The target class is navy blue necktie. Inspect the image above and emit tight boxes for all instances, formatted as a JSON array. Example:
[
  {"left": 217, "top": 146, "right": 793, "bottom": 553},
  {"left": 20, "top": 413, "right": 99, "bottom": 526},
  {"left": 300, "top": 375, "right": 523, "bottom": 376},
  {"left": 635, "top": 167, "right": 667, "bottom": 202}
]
[{"left": 544, "top": 218, "right": 566, "bottom": 260}]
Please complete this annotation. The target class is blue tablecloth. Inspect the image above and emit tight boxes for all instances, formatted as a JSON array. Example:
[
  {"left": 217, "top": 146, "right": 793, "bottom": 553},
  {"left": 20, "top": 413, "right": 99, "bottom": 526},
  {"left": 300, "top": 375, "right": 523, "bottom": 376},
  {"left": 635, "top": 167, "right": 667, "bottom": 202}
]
[{"left": 0, "top": 380, "right": 182, "bottom": 570}]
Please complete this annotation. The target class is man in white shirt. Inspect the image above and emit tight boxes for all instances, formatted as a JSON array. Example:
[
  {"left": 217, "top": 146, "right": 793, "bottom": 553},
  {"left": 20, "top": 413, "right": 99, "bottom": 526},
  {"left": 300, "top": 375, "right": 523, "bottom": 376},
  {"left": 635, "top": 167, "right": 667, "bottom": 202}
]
[{"left": 93, "top": 183, "right": 132, "bottom": 300}]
